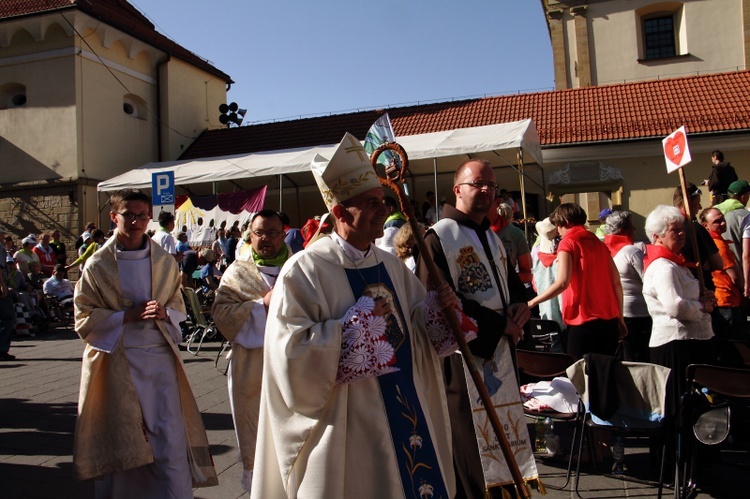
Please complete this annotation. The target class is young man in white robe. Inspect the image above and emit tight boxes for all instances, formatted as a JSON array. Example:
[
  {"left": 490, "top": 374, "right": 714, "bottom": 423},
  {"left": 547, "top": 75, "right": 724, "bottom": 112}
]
[
  {"left": 212, "top": 209, "right": 291, "bottom": 492},
  {"left": 250, "top": 132, "right": 478, "bottom": 499},
  {"left": 73, "top": 189, "right": 217, "bottom": 497}
]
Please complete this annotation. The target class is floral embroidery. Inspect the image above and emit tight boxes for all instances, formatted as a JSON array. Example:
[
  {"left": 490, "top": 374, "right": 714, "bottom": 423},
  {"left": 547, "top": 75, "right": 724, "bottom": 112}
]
[
  {"left": 423, "top": 291, "right": 478, "bottom": 357},
  {"left": 455, "top": 245, "right": 492, "bottom": 294},
  {"left": 396, "top": 385, "right": 440, "bottom": 498},
  {"left": 336, "top": 295, "right": 398, "bottom": 385}
]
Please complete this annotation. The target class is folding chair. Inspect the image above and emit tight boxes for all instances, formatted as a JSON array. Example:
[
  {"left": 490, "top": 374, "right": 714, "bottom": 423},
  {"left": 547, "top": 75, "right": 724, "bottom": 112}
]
[
  {"left": 517, "top": 349, "right": 580, "bottom": 490},
  {"left": 183, "top": 287, "right": 220, "bottom": 355},
  {"left": 567, "top": 356, "right": 671, "bottom": 499},
  {"left": 675, "top": 364, "right": 750, "bottom": 499},
  {"left": 43, "top": 294, "right": 73, "bottom": 329},
  {"left": 214, "top": 337, "right": 231, "bottom": 375}
]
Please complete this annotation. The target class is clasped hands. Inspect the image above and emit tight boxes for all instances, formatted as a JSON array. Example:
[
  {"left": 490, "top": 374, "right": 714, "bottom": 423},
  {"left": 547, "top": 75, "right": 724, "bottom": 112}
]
[
  {"left": 504, "top": 303, "right": 530, "bottom": 344},
  {"left": 124, "top": 300, "right": 168, "bottom": 323}
]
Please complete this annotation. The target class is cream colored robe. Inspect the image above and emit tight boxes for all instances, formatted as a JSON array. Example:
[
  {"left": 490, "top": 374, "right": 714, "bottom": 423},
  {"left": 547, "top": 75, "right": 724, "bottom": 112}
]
[
  {"left": 250, "top": 236, "right": 455, "bottom": 499},
  {"left": 73, "top": 236, "right": 218, "bottom": 486},
  {"left": 212, "top": 255, "right": 269, "bottom": 472}
]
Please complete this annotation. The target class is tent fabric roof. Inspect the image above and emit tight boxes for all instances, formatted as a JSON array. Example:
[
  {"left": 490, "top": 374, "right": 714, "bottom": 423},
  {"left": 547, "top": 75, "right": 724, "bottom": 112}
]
[{"left": 97, "top": 119, "right": 541, "bottom": 192}]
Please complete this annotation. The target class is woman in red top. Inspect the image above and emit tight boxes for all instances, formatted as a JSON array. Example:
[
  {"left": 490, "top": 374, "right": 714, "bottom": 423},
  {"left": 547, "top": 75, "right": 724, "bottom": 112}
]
[{"left": 528, "top": 203, "right": 625, "bottom": 359}]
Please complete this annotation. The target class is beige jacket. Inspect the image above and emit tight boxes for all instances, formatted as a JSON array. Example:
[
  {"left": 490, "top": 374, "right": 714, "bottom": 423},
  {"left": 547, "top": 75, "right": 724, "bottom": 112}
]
[{"left": 72, "top": 236, "right": 218, "bottom": 486}]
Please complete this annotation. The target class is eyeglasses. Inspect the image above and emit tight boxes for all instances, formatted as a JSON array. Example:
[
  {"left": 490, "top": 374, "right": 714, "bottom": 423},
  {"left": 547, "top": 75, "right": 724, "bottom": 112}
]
[
  {"left": 252, "top": 230, "right": 283, "bottom": 238},
  {"left": 458, "top": 180, "right": 498, "bottom": 190},
  {"left": 117, "top": 212, "right": 151, "bottom": 222},
  {"left": 689, "top": 187, "right": 702, "bottom": 197}
]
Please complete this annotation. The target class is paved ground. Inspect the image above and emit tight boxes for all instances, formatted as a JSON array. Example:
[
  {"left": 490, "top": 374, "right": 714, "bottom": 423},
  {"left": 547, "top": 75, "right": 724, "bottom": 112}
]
[{"left": 1, "top": 326, "right": 745, "bottom": 498}]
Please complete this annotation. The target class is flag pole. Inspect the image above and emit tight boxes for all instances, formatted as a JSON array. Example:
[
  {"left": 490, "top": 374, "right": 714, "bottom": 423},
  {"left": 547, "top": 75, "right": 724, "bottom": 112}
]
[
  {"left": 371, "top": 142, "right": 531, "bottom": 499},
  {"left": 677, "top": 167, "right": 706, "bottom": 290}
]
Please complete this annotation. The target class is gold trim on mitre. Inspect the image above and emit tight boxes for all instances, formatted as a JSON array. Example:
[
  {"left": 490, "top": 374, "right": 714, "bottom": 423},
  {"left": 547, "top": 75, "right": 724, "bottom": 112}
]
[{"left": 311, "top": 132, "right": 382, "bottom": 210}]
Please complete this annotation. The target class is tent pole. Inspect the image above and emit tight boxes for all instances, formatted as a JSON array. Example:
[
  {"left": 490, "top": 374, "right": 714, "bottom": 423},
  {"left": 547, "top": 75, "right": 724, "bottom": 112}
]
[
  {"left": 517, "top": 149, "right": 528, "bottom": 239},
  {"left": 279, "top": 175, "right": 283, "bottom": 212},
  {"left": 433, "top": 158, "right": 439, "bottom": 222}
]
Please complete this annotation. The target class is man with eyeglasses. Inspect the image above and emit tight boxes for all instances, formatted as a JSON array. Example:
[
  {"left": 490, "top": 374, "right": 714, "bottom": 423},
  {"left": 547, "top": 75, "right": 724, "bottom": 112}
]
[
  {"left": 417, "top": 158, "right": 539, "bottom": 497},
  {"left": 251, "top": 133, "right": 475, "bottom": 498},
  {"left": 72, "top": 189, "right": 217, "bottom": 495},
  {"left": 211, "top": 209, "right": 290, "bottom": 493}
]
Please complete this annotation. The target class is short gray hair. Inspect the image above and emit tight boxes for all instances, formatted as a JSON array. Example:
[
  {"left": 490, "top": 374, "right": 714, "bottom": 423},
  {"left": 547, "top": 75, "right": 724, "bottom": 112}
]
[
  {"left": 604, "top": 210, "right": 632, "bottom": 235},
  {"left": 644, "top": 205, "right": 684, "bottom": 244}
]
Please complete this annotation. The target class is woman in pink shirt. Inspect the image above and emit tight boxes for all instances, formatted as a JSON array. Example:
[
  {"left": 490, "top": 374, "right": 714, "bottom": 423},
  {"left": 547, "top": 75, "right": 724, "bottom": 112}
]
[{"left": 528, "top": 203, "right": 625, "bottom": 359}]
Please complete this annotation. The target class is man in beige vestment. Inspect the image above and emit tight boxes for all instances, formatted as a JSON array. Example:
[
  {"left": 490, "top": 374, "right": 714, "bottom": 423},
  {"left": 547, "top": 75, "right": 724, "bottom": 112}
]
[
  {"left": 250, "top": 132, "right": 479, "bottom": 499},
  {"left": 212, "top": 209, "right": 290, "bottom": 493},
  {"left": 73, "top": 189, "right": 217, "bottom": 498}
]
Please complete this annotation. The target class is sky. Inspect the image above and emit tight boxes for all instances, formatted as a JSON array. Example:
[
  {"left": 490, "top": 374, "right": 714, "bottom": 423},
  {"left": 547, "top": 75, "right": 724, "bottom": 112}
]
[{"left": 132, "top": 0, "right": 554, "bottom": 124}]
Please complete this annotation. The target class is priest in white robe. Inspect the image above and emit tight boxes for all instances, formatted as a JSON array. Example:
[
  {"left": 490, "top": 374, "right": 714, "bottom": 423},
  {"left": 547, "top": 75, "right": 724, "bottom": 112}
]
[
  {"left": 251, "top": 132, "right": 478, "bottom": 499},
  {"left": 73, "top": 189, "right": 218, "bottom": 498},
  {"left": 212, "top": 209, "right": 291, "bottom": 493}
]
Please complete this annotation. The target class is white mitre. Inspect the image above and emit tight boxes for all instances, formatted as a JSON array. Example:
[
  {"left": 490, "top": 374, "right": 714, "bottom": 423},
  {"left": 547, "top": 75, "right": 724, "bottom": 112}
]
[{"left": 311, "top": 132, "right": 382, "bottom": 210}]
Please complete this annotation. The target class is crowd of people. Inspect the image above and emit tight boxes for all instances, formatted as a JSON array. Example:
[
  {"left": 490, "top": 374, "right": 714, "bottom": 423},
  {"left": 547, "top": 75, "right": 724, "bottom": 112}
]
[{"left": 1, "top": 138, "right": 745, "bottom": 498}]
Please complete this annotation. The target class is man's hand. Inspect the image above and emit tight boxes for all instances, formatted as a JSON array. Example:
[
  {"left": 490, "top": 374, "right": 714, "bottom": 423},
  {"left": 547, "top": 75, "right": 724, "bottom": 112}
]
[
  {"left": 263, "top": 288, "right": 274, "bottom": 309},
  {"left": 504, "top": 318, "right": 524, "bottom": 345},
  {"left": 435, "top": 282, "right": 459, "bottom": 310},
  {"left": 507, "top": 303, "right": 531, "bottom": 328},
  {"left": 141, "top": 300, "right": 167, "bottom": 321}
]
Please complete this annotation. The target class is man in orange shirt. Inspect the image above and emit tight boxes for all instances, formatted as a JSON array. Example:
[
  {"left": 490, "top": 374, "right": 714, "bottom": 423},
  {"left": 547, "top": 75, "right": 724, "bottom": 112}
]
[{"left": 699, "top": 207, "right": 744, "bottom": 338}]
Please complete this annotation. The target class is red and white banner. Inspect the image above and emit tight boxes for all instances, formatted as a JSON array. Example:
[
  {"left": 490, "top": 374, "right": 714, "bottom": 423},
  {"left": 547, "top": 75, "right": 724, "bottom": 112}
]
[{"left": 662, "top": 125, "right": 691, "bottom": 173}]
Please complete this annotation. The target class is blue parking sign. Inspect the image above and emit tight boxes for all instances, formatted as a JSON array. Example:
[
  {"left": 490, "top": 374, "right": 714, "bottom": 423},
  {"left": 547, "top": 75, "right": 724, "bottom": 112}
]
[{"left": 152, "top": 171, "right": 175, "bottom": 206}]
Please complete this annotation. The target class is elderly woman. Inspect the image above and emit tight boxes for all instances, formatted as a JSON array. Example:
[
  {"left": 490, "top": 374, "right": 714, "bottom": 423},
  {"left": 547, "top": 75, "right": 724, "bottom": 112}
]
[
  {"left": 604, "top": 210, "right": 651, "bottom": 361},
  {"left": 528, "top": 203, "right": 625, "bottom": 359},
  {"left": 643, "top": 205, "right": 715, "bottom": 405}
]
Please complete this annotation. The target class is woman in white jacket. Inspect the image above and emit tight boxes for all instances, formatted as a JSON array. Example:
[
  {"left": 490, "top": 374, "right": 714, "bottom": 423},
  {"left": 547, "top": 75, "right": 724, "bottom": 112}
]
[{"left": 642, "top": 205, "right": 715, "bottom": 409}]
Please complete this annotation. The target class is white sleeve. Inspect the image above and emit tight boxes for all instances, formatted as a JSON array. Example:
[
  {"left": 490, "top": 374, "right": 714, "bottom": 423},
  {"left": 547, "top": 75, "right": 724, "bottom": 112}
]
[
  {"left": 742, "top": 213, "right": 750, "bottom": 239},
  {"left": 84, "top": 311, "right": 126, "bottom": 353},
  {"left": 232, "top": 298, "right": 268, "bottom": 349}
]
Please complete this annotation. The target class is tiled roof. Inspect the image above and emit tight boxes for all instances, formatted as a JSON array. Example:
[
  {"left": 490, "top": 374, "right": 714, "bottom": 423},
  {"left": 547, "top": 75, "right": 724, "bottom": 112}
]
[
  {"left": 181, "top": 70, "right": 750, "bottom": 159},
  {"left": 1, "top": 0, "right": 232, "bottom": 83}
]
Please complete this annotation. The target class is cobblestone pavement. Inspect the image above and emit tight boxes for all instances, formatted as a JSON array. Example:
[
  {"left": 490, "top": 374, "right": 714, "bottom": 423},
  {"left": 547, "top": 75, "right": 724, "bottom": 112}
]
[{"left": 1, "top": 327, "right": 742, "bottom": 498}]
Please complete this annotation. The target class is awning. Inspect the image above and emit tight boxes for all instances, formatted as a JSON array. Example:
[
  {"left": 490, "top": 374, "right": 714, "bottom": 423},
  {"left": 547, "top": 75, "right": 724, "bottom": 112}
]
[{"left": 97, "top": 119, "right": 543, "bottom": 191}]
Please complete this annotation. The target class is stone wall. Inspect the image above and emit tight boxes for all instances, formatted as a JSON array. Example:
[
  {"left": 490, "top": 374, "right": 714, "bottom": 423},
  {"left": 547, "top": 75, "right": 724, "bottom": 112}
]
[{"left": 0, "top": 184, "right": 81, "bottom": 276}]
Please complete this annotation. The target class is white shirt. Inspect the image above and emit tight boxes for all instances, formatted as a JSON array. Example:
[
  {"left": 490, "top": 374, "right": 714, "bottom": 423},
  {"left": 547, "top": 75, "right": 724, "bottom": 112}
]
[
  {"left": 642, "top": 258, "right": 713, "bottom": 347},
  {"left": 151, "top": 229, "right": 176, "bottom": 254}
]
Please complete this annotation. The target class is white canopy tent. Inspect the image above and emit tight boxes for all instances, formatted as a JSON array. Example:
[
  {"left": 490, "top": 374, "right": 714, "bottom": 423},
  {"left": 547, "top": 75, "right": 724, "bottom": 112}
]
[
  {"left": 97, "top": 119, "right": 544, "bottom": 229},
  {"left": 98, "top": 119, "right": 542, "bottom": 190}
]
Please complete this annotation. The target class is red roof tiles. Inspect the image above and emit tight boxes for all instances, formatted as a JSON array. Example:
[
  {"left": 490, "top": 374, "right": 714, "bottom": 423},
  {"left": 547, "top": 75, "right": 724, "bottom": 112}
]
[
  {"left": 181, "top": 70, "right": 750, "bottom": 160},
  {"left": 1, "top": 0, "right": 232, "bottom": 83}
]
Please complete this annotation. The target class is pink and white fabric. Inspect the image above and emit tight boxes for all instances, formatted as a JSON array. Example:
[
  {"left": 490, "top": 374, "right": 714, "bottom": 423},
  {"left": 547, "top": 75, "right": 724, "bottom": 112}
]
[
  {"left": 423, "top": 291, "right": 478, "bottom": 357},
  {"left": 336, "top": 296, "right": 398, "bottom": 385}
]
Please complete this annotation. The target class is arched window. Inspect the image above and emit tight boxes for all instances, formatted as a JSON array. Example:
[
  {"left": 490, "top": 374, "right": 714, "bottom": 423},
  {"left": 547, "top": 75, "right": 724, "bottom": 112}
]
[
  {"left": 0, "top": 82, "right": 27, "bottom": 109},
  {"left": 123, "top": 94, "right": 147, "bottom": 120}
]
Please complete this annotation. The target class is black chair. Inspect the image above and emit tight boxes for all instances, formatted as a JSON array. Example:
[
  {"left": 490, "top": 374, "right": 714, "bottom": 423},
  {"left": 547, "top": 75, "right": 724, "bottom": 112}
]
[
  {"left": 517, "top": 349, "right": 580, "bottom": 490},
  {"left": 568, "top": 356, "right": 671, "bottom": 499},
  {"left": 674, "top": 364, "right": 750, "bottom": 499},
  {"left": 524, "top": 318, "right": 563, "bottom": 352}
]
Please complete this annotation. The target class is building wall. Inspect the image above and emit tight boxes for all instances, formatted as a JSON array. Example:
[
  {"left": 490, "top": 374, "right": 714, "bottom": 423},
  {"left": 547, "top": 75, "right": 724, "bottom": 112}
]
[
  {"left": 547, "top": 0, "right": 746, "bottom": 88},
  {"left": 160, "top": 58, "right": 228, "bottom": 160},
  {"left": 1, "top": 10, "right": 229, "bottom": 243},
  {"left": 543, "top": 135, "right": 750, "bottom": 240}
]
